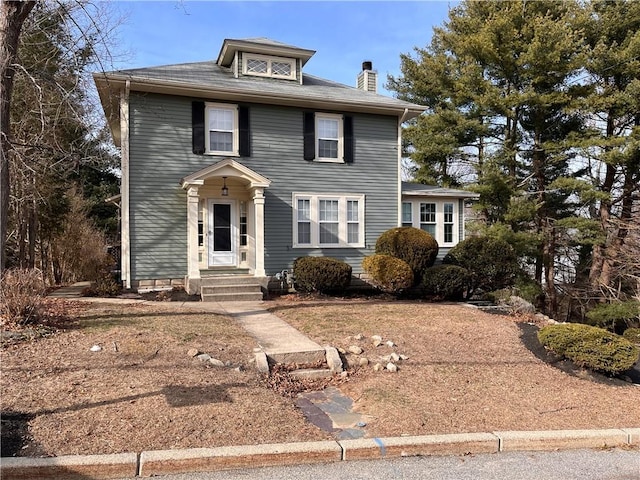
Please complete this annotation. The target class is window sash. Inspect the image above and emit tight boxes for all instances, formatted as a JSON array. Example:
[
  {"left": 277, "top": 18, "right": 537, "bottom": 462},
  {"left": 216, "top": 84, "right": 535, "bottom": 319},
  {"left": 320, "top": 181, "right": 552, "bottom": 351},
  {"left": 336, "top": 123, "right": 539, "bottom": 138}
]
[
  {"left": 444, "top": 203, "right": 454, "bottom": 243},
  {"left": 205, "top": 104, "right": 238, "bottom": 154},
  {"left": 315, "top": 114, "right": 343, "bottom": 161},
  {"left": 293, "top": 194, "right": 364, "bottom": 248},
  {"left": 402, "top": 202, "right": 412, "bottom": 227},
  {"left": 243, "top": 53, "right": 296, "bottom": 79}
]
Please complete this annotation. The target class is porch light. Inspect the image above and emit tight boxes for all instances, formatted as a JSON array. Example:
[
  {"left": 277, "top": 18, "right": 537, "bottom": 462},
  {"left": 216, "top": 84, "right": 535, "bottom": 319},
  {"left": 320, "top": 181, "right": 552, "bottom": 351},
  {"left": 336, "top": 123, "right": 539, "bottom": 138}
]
[{"left": 221, "top": 177, "right": 228, "bottom": 196}]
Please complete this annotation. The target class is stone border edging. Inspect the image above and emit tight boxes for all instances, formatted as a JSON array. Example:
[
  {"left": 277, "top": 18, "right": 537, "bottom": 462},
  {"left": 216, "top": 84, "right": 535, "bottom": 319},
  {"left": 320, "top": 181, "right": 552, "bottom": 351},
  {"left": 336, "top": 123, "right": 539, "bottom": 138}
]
[{"left": 1, "top": 428, "right": 638, "bottom": 479}]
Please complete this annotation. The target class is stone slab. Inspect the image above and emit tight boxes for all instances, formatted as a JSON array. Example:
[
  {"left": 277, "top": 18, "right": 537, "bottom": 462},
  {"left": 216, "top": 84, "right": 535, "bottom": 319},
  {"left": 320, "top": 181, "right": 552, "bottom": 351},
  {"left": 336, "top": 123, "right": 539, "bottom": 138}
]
[
  {"left": 0, "top": 453, "right": 138, "bottom": 480},
  {"left": 495, "top": 429, "right": 629, "bottom": 452},
  {"left": 139, "top": 441, "right": 342, "bottom": 476},
  {"left": 254, "top": 350, "right": 270, "bottom": 374},
  {"left": 339, "top": 433, "right": 499, "bottom": 461},
  {"left": 622, "top": 428, "right": 640, "bottom": 445},
  {"left": 325, "top": 346, "right": 343, "bottom": 373}
]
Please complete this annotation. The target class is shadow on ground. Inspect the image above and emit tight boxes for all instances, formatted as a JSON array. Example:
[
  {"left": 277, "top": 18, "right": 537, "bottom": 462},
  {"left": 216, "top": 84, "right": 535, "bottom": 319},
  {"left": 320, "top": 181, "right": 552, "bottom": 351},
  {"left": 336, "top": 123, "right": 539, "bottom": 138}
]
[{"left": 0, "top": 410, "right": 42, "bottom": 457}]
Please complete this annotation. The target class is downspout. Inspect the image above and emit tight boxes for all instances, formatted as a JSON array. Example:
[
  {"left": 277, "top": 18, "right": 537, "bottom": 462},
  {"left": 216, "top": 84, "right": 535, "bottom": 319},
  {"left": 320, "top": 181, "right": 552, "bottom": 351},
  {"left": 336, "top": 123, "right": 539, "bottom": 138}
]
[
  {"left": 397, "top": 108, "right": 409, "bottom": 226},
  {"left": 120, "top": 80, "right": 131, "bottom": 289}
]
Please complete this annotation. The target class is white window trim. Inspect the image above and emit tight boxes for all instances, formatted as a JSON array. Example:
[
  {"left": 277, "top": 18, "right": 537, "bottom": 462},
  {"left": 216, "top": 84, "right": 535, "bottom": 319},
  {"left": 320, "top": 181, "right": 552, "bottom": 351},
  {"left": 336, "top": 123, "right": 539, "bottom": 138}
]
[
  {"left": 315, "top": 113, "right": 344, "bottom": 163},
  {"left": 403, "top": 199, "right": 459, "bottom": 246},
  {"left": 242, "top": 53, "right": 296, "bottom": 80},
  {"left": 205, "top": 102, "right": 239, "bottom": 156},
  {"left": 292, "top": 193, "right": 365, "bottom": 248}
]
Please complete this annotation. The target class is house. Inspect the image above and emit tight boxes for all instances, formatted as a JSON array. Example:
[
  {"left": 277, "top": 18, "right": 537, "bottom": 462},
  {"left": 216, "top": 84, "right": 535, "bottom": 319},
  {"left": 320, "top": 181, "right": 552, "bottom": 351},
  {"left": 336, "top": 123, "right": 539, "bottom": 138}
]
[{"left": 93, "top": 37, "right": 476, "bottom": 297}]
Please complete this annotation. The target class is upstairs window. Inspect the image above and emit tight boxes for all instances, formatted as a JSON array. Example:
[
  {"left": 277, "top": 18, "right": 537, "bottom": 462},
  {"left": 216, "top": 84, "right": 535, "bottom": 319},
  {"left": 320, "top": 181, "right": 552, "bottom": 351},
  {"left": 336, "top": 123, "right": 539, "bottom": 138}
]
[
  {"left": 205, "top": 103, "right": 238, "bottom": 155},
  {"left": 243, "top": 53, "right": 296, "bottom": 80},
  {"left": 303, "top": 112, "right": 354, "bottom": 163}
]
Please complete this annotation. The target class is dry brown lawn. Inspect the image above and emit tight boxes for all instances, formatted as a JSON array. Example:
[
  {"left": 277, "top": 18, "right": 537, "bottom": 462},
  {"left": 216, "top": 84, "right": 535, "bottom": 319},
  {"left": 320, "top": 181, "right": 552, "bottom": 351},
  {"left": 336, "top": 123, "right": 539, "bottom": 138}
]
[
  {"left": 269, "top": 296, "right": 640, "bottom": 437},
  {"left": 0, "top": 300, "right": 328, "bottom": 457},
  {"left": 2, "top": 295, "right": 639, "bottom": 458}
]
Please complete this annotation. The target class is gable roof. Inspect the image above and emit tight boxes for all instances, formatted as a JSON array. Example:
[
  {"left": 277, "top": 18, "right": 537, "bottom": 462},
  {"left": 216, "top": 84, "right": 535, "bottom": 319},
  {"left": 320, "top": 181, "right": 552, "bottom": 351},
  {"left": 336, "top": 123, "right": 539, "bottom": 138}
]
[{"left": 401, "top": 182, "right": 480, "bottom": 199}]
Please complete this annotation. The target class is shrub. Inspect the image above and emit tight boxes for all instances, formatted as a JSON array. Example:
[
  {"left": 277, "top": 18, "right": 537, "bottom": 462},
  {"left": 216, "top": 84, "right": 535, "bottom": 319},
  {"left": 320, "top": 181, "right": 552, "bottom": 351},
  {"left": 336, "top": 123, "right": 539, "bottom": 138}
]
[
  {"left": 375, "top": 227, "right": 438, "bottom": 282},
  {"left": 362, "top": 254, "right": 413, "bottom": 294},
  {"left": 623, "top": 328, "right": 640, "bottom": 345},
  {"left": 586, "top": 301, "right": 640, "bottom": 332},
  {"left": 422, "top": 264, "right": 470, "bottom": 300},
  {"left": 538, "top": 323, "right": 639, "bottom": 375},
  {"left": 443, "top": 236, "right": 518, "bottom": 297},
  {"left": 293, "top": 256, "right": 352, "bottom": 293},
  {"left": 0, "top": 269, "right": 47, "bottom": 326}
]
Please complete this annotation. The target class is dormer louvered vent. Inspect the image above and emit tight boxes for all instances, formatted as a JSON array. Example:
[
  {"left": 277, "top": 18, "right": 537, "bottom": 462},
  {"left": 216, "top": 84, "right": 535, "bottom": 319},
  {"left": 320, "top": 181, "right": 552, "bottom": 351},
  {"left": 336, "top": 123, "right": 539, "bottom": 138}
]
[{"left": 356, "top": 61, "right": 377, "bottom": 93}]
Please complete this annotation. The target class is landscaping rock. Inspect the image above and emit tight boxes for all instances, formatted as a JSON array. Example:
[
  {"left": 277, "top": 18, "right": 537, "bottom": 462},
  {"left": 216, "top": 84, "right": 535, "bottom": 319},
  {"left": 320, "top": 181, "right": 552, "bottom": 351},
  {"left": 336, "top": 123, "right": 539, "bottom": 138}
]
[
  {"left": 89, "top": 345, "right": 102, "bottom": 352},
  {"left": 209, "top": 358, "right": 225, "bottom": 367},
  {"left": 399, "top": 354, "right": 409, "bottom": 361},
  {"left": 389, "top": 352, "right": 400, "bottom": 362},
  {"left": 359, "top": 357, "right": 369, "bottom": 367},
  {"left": 373, "top": 339, "right": 383, "bottom": 347},
  {"left": 373, "top": 363, "right": 384, "bottom": 372},
  {"left": 386, "top": 362, "right": 398, "bottom": 372},
  {"left": 187, "top": 348, "right": 199, "bottom": 357},
  {"left": 386, "top": 340, "right": 395, "bottom": 348},
  {"left": 348, "top": 345, "right": 364, "bottom": 355},
  {"left": 196, "top": 353, "right": 211, "bottom": 362},
  {"left": 354, "top": 333, "right": 364, "bottom": 341},
  {"left": 371, "top": 335, "right": 382, "bottom": 342}
]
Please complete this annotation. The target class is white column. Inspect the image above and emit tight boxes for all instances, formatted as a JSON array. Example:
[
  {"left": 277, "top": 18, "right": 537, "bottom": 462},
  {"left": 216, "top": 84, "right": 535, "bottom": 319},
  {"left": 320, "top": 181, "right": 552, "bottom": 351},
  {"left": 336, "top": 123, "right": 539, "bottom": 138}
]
[
  {"left": 253, "top": 187, "right": 266, "bottom": 277},
  {"left": 186, "top": 186, "right": 201, "bottom": 292}
]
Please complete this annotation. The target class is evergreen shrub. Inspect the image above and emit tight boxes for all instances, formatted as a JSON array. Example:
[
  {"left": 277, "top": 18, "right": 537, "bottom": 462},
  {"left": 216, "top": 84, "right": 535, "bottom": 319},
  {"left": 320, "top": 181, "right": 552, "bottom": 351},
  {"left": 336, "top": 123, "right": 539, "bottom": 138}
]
[
  {"left": 585, "top": 301, "right": 640, "bottom": 332},
  {"left": 623, "top": 328, "right": 640, "bottom": 345},
  {"left": 443, "top": 236, "right": 518, "bottom": 297},
  {"left": 362, "top": 254, "right": 413, "bottom": 294},
  {"left": 375, "top": 227, "right": 438, "bottom": 282},
  {"left": 538, "top": 323, "right": 639, "bottom": 375},
  {"left": 422, "top": 264, "right": 470, "bottom": 300},
  {"left": 293, "top": 256, "right": 352, "bottom": 293}
]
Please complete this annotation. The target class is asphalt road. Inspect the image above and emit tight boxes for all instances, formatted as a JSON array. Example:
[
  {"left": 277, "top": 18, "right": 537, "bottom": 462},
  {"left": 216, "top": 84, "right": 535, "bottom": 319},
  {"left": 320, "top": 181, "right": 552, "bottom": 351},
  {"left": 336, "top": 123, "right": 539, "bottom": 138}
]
[{"left": 131, "top": 448, "right": 640, "bottom": 480}]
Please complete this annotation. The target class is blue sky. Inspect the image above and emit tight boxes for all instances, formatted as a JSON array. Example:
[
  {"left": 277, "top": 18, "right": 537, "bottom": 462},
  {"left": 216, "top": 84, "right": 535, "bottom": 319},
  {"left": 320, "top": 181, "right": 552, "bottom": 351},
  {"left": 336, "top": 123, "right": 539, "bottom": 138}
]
[{"left": 109, "top": 1, "right": 457, "bottom": 96}]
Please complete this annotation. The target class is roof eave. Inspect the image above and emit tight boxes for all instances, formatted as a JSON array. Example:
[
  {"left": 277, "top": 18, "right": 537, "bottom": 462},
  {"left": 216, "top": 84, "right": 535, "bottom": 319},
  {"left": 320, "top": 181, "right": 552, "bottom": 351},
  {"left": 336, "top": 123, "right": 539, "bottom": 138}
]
[{"left": 95, "top": 72, "right": 425, "bottom": 120}]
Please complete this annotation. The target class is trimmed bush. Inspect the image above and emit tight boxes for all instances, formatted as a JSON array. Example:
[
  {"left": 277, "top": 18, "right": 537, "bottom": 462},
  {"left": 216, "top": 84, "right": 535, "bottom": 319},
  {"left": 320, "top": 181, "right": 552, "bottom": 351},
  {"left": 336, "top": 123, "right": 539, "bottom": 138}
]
[
  {"left": 623, "top": 328, "right": 640, "bottom": 345},
  {"left": 0, "top": 268, "right": 47, "bottom": 326},
  {"left": 422, "top": 264, "right": 470, "bottom": 300},
  {"left": 586, "top": 300, "right": 640, "bottom": 332},
  {"left": 443, "top": 236, "right": 518, "bottom": 297},
  {"left": 538, "top": 323, "right": 639, "bottom": 375},
  {"left": 362, "top": 254, "right": 413, "bottom": 294},
  {"left": 293, "top": 256, "right": 352, "bottom": 293},
  {"left": 375, "top": 227, "right": 438, "bottom": 282}
]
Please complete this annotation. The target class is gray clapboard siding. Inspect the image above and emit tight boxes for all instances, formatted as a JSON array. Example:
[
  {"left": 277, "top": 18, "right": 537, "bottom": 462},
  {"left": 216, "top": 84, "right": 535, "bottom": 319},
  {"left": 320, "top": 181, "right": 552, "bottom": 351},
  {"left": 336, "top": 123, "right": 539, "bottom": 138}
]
[{"left": 127, "top": 93, "right": 399, "bottom": 280}]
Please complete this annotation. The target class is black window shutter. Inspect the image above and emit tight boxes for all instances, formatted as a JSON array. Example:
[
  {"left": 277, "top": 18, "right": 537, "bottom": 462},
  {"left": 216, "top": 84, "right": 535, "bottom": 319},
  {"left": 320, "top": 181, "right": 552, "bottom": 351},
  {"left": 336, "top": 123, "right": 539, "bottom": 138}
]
[
  {"left": 238, "top": 106, "right": 250, "bottom": 157},
  {"left": 303, "top": 112, "right": 315, "bottom": 161},
  {"left": 192, "top": 101, "right": 205, "bottom": 155},
  {"left": 344, "top": 115, "right": 354, "bottom": 163}
]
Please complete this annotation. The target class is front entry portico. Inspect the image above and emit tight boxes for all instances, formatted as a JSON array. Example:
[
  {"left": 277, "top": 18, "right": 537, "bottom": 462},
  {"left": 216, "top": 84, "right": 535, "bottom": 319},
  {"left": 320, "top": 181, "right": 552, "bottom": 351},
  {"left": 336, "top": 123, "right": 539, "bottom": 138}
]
[{"left": 181, "top": 159, "right": 271, "bottom": 294}]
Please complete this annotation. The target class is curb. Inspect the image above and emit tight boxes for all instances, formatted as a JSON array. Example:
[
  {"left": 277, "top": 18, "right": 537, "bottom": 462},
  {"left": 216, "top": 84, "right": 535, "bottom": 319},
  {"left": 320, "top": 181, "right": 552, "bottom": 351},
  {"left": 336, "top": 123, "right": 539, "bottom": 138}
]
[{"left": 1, "top": 428, "right": 638, "bottom": 479}]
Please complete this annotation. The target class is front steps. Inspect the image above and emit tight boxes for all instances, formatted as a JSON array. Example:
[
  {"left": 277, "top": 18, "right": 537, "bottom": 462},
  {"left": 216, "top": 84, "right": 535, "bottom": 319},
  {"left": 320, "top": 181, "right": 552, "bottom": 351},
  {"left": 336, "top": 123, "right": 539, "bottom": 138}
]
[
  {"left": 200, "top": 274, "right": 264, "bottom": 302},
  {"left": 255, "top": 346, "right": 343, "bottom": 380}
]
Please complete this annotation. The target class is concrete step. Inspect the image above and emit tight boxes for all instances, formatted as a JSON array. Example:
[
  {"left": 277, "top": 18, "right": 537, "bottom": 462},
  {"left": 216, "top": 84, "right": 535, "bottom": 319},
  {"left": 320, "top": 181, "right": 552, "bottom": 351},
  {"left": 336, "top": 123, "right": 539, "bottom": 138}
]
[
  {"left": 200, "top": 275, "right": 261, "bottom": 287},
  {"left": 265, "top": 348, "right": 327, "bottom": 365},
  {"left": 201, "top": 284, "right": 262, "bottom": 295},
  {"left": 289, "top": 368, "right": 333, "bottom": 380},
  {"left": 201, "top": 292, "right": 264, "bottom": 302}
]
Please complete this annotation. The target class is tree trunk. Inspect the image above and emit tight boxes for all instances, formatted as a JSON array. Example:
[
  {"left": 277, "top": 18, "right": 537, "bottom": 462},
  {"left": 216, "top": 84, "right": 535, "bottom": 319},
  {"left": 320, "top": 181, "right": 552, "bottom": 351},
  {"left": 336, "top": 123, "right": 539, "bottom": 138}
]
[{"left": 0, "top": 0, "right": 35, "bottom": 271}]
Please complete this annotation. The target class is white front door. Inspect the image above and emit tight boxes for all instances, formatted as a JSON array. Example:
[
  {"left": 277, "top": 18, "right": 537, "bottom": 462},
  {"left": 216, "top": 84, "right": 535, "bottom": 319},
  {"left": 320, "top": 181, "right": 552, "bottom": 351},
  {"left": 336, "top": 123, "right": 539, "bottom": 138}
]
[{"left": 208, "top": 200, "right": 236, "bottom": 267}]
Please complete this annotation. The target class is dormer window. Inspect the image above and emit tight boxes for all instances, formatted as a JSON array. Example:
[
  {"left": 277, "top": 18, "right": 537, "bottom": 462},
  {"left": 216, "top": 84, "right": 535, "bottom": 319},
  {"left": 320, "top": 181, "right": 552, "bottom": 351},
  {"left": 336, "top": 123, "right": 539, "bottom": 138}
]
[{"left": 243, "top": 53, "right": 296, "bottom": 80}]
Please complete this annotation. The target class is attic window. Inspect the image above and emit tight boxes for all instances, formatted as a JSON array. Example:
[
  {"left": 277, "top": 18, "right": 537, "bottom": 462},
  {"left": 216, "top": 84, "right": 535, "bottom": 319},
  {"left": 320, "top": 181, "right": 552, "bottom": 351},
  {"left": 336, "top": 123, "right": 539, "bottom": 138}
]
[{"left": 243, "top": 53, "right": 296, "bottom": 79}]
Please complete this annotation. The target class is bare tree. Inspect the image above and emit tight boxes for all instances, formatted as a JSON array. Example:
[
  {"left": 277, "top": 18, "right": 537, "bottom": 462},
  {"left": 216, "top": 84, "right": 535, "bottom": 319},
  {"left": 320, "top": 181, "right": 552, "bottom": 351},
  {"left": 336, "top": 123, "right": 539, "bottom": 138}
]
[{"left": 1, "top": 0, "right": 36, "bottom": 271}]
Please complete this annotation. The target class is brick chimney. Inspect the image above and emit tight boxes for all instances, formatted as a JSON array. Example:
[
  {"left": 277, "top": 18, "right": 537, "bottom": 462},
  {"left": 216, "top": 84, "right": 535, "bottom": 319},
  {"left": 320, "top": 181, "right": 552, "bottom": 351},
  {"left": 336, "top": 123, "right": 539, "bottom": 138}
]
[{"left": 356, "top": 60, "right": 377, "bottom": 93}]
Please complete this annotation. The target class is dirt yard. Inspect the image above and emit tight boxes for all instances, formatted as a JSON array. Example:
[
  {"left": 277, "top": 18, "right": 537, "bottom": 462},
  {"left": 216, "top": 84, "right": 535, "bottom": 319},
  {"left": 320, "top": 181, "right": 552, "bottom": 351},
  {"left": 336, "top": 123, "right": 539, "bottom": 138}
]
[{"left": 1, "top": 295, "right": 639, "bottom": 457}]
